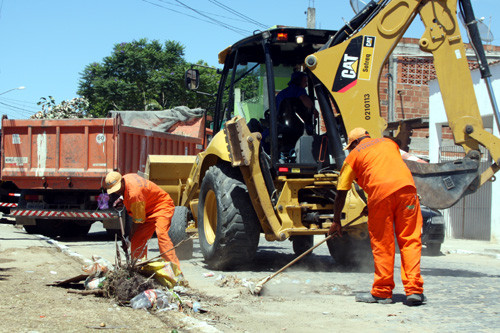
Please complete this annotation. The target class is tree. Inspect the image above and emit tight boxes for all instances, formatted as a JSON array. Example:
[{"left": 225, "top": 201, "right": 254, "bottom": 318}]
[{"left": 77, "top": 39, "right": 218, "bottom": 117}]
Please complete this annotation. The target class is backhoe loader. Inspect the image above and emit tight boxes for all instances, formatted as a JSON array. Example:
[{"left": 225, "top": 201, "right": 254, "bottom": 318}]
[{"left": 146, "top": 0, "right": 500, "bottom": 269}]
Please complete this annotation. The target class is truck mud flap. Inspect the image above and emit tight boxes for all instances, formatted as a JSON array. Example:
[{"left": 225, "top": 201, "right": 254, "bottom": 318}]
[{"left": 405, "top": 157, "right": 480, "bottom": 210}]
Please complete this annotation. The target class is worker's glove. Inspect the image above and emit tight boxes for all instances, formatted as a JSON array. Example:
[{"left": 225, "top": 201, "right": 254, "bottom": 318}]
[
  {"left": 113, "top": 196, "right": 124, "bottom": 209},
  {"left": 328, "top": 221, "right": 342, "bottom": 237}
]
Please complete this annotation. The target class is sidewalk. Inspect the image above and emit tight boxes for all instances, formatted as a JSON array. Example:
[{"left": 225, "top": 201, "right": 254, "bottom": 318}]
[{"left": 441, "top": 238, "right": 500, "bottom": 259}]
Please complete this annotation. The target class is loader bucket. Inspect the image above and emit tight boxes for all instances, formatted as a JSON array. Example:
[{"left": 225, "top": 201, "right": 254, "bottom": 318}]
[
  {"left": 405, "top": 157, "right": 480, "bottom": 210},
  {"left": 144, "top": 155, "right": 196, "bottom": 206}
]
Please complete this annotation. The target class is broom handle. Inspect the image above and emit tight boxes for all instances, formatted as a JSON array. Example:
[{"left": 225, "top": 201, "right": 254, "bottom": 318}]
[
  {"left": 262, "top": 234, "right": 334, "bottom": 283},
  {"left": 258, "top": 213, "right": 365, "bottom": 286}
]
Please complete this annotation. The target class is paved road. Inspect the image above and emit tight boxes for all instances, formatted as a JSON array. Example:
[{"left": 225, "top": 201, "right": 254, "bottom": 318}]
[{"left": 3, "top": 221, "right": 500, "bottom": 332}]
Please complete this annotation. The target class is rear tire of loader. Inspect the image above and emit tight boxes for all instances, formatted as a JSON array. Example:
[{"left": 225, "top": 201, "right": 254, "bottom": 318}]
[
  {"left": 327, "top": 233, "right": 373, "bottom": 267},
  {"left": 292, "top": 235, "right": 314, "bottom": 256},
  {"left": 198, "top": 163, "right": 260, "bottom": 270},
  {"left": 168, "top": 206, "right": 194, "bottom": 260}
]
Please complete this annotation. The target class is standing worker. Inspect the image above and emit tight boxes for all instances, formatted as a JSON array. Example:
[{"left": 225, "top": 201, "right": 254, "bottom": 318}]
[
  {"left": 329, "top": 128, "right": 425, "bottom": 306},
  {"left": 104, "top": 171, "right": 181, "bottom": 269}
]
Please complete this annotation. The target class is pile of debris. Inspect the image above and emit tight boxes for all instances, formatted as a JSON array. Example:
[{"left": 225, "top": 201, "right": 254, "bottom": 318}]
[{"left": 53, "top": 238, "right": 201, "bottom": 313}]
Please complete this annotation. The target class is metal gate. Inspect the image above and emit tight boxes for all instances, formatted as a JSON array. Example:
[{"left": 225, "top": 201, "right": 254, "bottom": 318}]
[{"left": 439, "top": 146, "right": 492, "bottom": 240}]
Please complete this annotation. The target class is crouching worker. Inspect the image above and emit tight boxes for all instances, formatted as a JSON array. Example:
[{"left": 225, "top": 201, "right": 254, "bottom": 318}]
[{"left": 105, "top": 171, "right": 181, "bottom": 269}]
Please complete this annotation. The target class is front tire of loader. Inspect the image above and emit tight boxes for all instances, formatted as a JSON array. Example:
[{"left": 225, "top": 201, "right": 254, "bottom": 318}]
[
  {"left": 168, "top": 206, "right": 194, "bottom": 260},
  {"left": 198, "top": 163, "right": 260, "bottom": 270}
]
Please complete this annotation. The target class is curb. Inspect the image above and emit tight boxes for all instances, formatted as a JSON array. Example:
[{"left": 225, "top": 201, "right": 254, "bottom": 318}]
[{"left": 443, "top": 248, "right": 500, "bottom": 260}]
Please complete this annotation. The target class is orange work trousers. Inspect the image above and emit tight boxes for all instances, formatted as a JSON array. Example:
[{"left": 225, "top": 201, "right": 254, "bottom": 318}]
[
  {"left": 130, "top": 216, "right": 181, "bottom": 269},
  {"left": 368, "top": 186, "right": 424, "bottom": 298}
]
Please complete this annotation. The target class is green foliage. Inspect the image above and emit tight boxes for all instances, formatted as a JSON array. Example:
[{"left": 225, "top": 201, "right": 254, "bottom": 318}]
[{"left": 77, "top": 39, "right": 218, "bottom": 117}]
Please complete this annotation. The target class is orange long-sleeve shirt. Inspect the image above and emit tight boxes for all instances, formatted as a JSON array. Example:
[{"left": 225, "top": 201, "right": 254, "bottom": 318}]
[
  {"left": 337, "top": 138, "right": 416, "bottom": 206},
  {"left": 122, "top": 174, "right": 175, "bottom": 224}
]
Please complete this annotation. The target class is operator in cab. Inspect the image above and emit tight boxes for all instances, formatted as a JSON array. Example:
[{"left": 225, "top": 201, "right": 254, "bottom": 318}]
[
  {"left": 276, "top": 71, "right": 316, "bottom": 132},
  {"left": 104, "top": 171, "right": 181, "bottom": 269},
  {"left": 329, "top": 128, "right": 425, "bottom": 306}
]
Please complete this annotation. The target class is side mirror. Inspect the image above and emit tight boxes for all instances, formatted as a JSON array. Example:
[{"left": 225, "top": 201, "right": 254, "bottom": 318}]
[{"left": 185, "top": 69, "right": 200, "bottom": 90}]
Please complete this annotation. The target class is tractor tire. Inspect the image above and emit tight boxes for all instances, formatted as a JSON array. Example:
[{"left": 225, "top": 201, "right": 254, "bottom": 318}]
[
  {"left": 198, "top": 163, "right": 260, "bottom": 270},
  {"left": 291, "top": 235, "right": 314, "bottom": 256},
  {"left": 327, "top": 233, "right": 373, "bottom": 267},
  {"left": 168, "top": 206, "right": 194, "bottom": 260}
]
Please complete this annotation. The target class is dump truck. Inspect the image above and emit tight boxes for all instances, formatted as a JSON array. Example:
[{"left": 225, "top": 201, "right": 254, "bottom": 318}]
[
  {"left": 145, "top": 0, "right": 500, "bottom": 269},
  {"left": 1, "top": 108, "right": 209, "bottom": 237}
]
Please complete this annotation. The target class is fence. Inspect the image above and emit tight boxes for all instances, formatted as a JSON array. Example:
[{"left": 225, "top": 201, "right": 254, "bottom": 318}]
[{"left": 439, "top": 146, "right": 492, "bottom": 240}]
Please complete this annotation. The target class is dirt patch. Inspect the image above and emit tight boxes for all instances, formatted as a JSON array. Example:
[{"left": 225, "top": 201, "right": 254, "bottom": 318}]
[{"left": 0, "top": 246, "right": 211, "bottom": 332}]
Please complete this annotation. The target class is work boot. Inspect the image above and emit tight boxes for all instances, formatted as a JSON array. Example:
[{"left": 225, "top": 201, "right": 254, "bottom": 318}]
[
  {"left": 355, "top": 293, "right": 392, "bottom": 304},
  {"left": 406, "top": 293, "right": 426, "bottom": 306}
]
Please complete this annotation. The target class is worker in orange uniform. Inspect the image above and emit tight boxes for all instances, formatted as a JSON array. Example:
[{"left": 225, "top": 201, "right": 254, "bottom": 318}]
[
  {"left": 329, "top": 128, "right": 425, "bottom": 306},
  {"left": 104, "top": 171, "right": 181, "bottom": 269}
]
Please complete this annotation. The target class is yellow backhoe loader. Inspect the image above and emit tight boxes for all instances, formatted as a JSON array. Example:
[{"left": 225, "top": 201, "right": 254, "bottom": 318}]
[{"left": 146, "top": 0, "right": 500, "bottom": 269}]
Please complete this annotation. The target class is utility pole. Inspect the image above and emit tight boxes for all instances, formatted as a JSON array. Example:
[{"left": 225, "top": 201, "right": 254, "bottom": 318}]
[{"left": 306, "top": 1, "right": 316, "bottom": 29}]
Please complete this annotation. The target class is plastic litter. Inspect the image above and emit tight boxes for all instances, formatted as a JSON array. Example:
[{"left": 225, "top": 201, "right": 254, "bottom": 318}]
[
  {"left": 192, "top": 301, "right": 201, "bottom": 313},
  {"left": 82, "top": 255, "right": 113, "bottom": 275},
  {"left": 85, "top": 276, "right": 106, "bottom": 290},
  {"left": 140, "top": 260, "right": 184, "bottom": 289},
  {"left": 97, "top": 193, "right": 110, "bottom": 209},
  {"left": 130, "top": 289, "right": 180, "bottom": 310}
]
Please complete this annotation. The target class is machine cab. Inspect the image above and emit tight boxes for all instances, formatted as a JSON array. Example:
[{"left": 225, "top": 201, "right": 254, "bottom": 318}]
[{"left": 211, "top": 27, "right": 347, "bottom": 175}]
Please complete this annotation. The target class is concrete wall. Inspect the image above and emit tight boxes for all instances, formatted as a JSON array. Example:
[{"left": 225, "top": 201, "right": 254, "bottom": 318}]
[{"left": 429, "top": 63, "right": 500, "bottom": 243}]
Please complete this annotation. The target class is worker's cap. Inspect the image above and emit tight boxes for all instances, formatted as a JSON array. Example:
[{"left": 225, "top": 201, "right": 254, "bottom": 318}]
[
  {"left": 344, "top": 127, "right": 370, "bottom": 150},
  {"left": 105, "top": 171, "right": 123, "bottom": 194}
]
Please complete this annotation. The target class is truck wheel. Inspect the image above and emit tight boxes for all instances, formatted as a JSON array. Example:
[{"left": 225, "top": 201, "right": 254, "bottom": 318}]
[
  {"left": 23, "top": 225, "right": 41, "bottom": 234},
  {"left": 168, "top": 206, "right": 194, "bottom": 260},
  {"left": 426, "top": 243, "right": 441, "bottom": 256},
  {"left": 327, "top": 233, "right": 372, "bottom": 267},
  {"left": 198, "top": 163, "right": 260, "bottom": 270},
  {"left": 36, "top": 219, "right": 68, "bottom": 238},
  {"left": 291, "top": 235, "right": 314, "bottom": 256},
  {"left": 65, "top": 221, "right": 92, "bottom": 237}
]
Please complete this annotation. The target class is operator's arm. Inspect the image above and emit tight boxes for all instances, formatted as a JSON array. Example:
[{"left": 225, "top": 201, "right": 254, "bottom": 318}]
[{"left": 299, "top": 94, "right": 314, "bottom": 110}]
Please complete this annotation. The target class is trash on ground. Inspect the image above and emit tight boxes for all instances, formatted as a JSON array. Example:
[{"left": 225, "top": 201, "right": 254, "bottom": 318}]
[
  {"left": 130, "top": 289, "right": 181, "bottom": 310},
  {"left": 52, "top": 238, "right": 205, "bottom": 316}
]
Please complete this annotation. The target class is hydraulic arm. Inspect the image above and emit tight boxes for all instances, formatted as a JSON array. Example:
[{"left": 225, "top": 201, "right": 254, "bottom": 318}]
[{"left": 306, "top": 0, "right": 500, "bottom": 208}]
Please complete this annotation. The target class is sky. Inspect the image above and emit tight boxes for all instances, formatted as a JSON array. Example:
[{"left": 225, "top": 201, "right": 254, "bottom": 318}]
[{"left": 0, "top": 0, "right": 498, "bottom": 119}]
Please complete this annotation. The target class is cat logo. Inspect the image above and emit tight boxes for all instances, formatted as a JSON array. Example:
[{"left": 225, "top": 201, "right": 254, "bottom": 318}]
[
  {"left": 332, "top": 35, "right": 376, "bottom": 93},
  {"left": 341, "top": 54, "right": 359, "bottom": 79}
]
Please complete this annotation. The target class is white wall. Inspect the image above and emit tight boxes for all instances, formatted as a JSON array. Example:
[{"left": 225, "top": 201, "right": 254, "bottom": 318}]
[{"left": 429, "top": 63, "right": 500, "bottom": 243}]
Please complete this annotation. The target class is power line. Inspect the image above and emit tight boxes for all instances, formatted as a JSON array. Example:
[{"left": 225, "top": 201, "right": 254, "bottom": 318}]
[
  {"left": 140, "top": 0, "right": 250, "bottom": 35},
  {"left": 208, "top": 0, "right": 268, "bottom": 29},
  {"left": 156, "top": 0, "right": 251, "bottom": 24},
  {"left": 0, "top": 98, "right": 40, "bottom": 118},
  {"left": 173, "top": 0, "right": 250, "bottom": 35}
]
